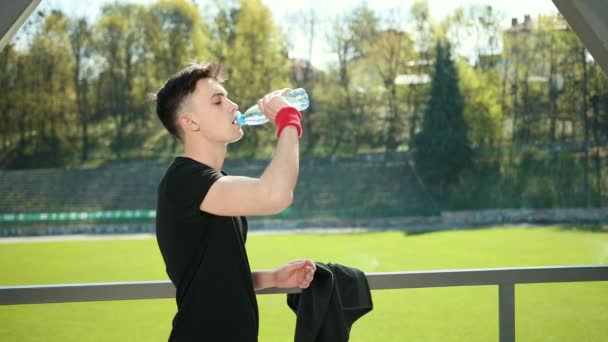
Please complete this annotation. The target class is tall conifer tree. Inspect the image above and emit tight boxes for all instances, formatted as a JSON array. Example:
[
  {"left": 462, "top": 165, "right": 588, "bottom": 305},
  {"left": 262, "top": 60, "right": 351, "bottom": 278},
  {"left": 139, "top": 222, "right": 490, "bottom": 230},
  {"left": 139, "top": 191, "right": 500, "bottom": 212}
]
[{"left": 412, "top": 41, "right": 472, "bottom": 199}]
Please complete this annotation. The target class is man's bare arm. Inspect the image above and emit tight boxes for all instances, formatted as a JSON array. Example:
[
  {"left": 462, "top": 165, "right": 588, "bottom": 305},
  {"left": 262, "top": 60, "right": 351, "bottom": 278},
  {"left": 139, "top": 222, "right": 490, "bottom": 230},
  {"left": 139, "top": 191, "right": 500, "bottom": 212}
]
[
  {"left": 252, "top": 260, "right": 316, "bottom": 290},
  {"left": 200, "top": 126, "right": 299, "bottom": 216}
]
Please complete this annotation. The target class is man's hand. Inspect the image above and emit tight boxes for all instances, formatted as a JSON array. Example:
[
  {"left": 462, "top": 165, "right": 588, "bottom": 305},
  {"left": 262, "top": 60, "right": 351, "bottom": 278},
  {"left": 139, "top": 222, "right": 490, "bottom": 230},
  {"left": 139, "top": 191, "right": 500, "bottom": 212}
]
[
  {"left": 257, "top": 88, "right": 292, "bottom": 123},
  {"left": 274, "top": 259, "right": 316, "bottom": 289}
]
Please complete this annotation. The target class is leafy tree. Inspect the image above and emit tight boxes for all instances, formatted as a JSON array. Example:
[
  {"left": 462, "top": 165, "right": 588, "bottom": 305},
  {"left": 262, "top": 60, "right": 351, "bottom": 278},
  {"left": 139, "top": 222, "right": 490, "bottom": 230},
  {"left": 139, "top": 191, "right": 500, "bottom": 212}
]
[
  {"left": 221, "top": 0, "right": 290, "bottom": 157},
  {"left": 1, "top": 0, "right": 607, "bottom": 212},
  {"left": 69, "top": 17, "right": 92, "bottom": 163},
  {"left": 322, "top": 4, "right": 381, "bottom": 155},
  {"left": 456, "top": 59, "right": 503, "bottom": 147},
  {"left": 25, "top": 9, "right": 75, "bottom": 167},
  {"left": 323, "top": 15, "right": 356, "bottom": 155},
  {"left": 0, "top": 44, "right": 20, "bottom": 159},
  {"left": 148, "top": 0, "right": 211, "bottom": 154},
  {"left": 363, "top": 27, "right": 414, "bottom": 151},
  {"left": 95, "top": 4, "right": 142, "bottom": 158},
  {"left": 281, "top": 7, "right": 321, "bottom": 155},
  {"left": 207, "top": 0, "right": 240, "bottom": 64},
  {"left": 407, "top": 0, "right": 436, "bottom": 143}
]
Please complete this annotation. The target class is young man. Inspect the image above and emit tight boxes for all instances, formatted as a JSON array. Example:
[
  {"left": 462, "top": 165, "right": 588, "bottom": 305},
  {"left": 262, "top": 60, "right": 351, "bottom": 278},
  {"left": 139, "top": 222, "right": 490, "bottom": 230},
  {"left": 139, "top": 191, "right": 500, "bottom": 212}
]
[{"left": 154, "top": 62, "right": 316, "bottom": 341}]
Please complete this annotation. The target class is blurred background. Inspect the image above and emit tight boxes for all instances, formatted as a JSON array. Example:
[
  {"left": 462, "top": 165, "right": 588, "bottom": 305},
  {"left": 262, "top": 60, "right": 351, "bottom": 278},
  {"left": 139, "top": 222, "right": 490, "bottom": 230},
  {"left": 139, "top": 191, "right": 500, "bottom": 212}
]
[
  {"left": 1, "top": 0, "right": 607, "bottom": 225},
  {"left": 0, "top": 0, "right": 607, "bottom": 341}
]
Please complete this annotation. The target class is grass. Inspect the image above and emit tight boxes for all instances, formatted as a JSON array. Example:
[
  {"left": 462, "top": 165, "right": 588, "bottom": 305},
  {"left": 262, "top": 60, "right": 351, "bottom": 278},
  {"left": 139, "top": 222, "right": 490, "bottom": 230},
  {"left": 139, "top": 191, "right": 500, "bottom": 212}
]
[{"left": 0, "top": 225, "right": 607, "bottom": 341}]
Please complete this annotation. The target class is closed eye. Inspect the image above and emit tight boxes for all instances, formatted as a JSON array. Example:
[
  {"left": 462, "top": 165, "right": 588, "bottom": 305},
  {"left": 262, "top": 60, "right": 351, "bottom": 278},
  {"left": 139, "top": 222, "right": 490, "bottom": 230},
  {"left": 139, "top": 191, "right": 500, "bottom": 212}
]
[{"left": 211, "top": 91, "right": 228, "bottom": 105}]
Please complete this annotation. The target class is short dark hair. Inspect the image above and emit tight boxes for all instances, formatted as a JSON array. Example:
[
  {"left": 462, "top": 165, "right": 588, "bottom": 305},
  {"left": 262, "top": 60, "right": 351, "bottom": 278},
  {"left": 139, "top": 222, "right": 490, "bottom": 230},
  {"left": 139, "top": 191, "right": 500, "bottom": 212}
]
[{"left": 153, "top": 61, "right": 225, "bottom": 142}]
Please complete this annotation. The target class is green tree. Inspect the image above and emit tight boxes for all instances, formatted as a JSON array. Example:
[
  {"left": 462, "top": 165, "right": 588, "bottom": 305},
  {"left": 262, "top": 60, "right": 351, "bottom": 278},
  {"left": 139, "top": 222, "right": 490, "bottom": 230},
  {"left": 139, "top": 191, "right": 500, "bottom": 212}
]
[
  {"left": 323, "top": 15, "right": 356, "bottom": 154},
  {"left": 363, "top": 26, "right": 414, "bottom": 151},
  {"left": 412, "top": 41, "right": 472, "bottom": 200},
  {"left": 150, "top": 0, "right": 211, "bottom": 154},
  {"left": 25, "top": 9, "right": 75, "bottom": 167},
  {"left": 282, "top": 7, "right": 321, "bottom": 155},
  {"left": 95, "top": 4, "right": 139, "bottom": 159},
  {"left": 150, "top": 0, "right": 209, "bottom": 78},
  {"left": 589, "top": 60, "right": 608, "bottom": 206},
  {"left": 221, "top": 0, "right": 290, "bottom": 157},
  {"left": 0, "top": 45, "right": 14, "bottom": 143},
  {"left": 407, "top": 0, "right": 436, "bottom": 144},
  {"left": 207, "top": 0, "right": 239, "bottom": 64},
  {"left": 474, "top": 5, "right": 503, "bottom": 58},
  {"left": 456, "top": 59, "right": 503, "bottom": 147},
  {"left": 321, "top": 4, "right": 381, "bottom": 155},
  {"left": 69, "top": 17, "right": 92, "bottom": 163},
  {"left": 0, "top": 43, "right": 19, "bottom": 160},
  {"left": 439, "top": 6, "right": 470, "bottom": 52}
]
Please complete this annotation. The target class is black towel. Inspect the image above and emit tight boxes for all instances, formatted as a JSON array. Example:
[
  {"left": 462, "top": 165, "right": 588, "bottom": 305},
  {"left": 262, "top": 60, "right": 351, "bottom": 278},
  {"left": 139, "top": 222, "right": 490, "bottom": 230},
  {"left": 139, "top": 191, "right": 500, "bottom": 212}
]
[{"left": 287, "top": 262, "right": 373, "bottom": 342}]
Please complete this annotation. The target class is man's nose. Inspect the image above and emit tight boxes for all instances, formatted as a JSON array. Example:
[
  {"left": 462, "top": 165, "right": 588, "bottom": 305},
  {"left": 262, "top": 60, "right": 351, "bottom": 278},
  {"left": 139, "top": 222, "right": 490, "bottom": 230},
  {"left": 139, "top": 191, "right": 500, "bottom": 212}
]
[{"left": 229, "top": 99, "right": 238, "bottom": 111}]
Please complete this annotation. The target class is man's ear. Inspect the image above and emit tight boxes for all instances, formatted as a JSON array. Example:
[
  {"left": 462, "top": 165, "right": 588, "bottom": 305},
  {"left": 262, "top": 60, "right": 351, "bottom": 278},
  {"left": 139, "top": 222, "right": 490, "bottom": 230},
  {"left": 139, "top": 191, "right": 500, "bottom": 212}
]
[{"left": 180, "top": 113, "right": 200, "bottom": 132}]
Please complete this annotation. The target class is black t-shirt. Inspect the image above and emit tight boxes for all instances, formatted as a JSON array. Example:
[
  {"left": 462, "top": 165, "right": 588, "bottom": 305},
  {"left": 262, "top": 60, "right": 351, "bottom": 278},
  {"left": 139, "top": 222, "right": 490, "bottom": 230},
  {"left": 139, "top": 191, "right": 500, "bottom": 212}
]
[{"left": 155, "top": 156, "right": 259, "bottom": 341}]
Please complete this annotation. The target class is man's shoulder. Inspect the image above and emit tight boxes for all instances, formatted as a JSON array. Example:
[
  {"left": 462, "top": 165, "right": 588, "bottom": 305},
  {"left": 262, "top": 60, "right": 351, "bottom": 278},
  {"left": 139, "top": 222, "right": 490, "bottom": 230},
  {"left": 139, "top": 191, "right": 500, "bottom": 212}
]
[
  {"left": 158, "top": 157, "right": 224, "bottom": 203},
  {"left": 164, "top": 157, "right": 219, "bottom": 180}
]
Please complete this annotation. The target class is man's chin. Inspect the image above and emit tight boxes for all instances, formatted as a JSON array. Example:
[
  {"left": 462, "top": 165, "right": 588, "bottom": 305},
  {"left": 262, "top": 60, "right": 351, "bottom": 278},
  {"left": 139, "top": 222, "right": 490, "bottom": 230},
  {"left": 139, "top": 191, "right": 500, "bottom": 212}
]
[{"left": 229, "top": 130, "right": 244, "bottom": 144}]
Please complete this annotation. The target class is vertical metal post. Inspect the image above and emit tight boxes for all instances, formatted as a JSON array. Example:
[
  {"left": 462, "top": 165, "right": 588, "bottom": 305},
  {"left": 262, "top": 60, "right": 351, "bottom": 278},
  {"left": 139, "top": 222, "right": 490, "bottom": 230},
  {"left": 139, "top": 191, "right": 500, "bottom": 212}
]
[{"left": 499, "top": 283, "right": 515, "bottom": 342}]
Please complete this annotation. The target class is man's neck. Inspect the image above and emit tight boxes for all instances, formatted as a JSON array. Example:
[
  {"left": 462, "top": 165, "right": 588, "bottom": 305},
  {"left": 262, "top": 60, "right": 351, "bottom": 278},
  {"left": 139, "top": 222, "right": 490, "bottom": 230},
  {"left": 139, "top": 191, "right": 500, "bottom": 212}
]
[{"left": 182, "top": 139, "right": 227, "bottom": 171}]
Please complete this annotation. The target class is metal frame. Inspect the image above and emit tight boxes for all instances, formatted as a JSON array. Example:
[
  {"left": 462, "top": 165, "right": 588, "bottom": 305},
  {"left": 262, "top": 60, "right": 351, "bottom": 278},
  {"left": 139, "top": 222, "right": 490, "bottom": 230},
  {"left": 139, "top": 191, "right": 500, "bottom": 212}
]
[
  {"left": 0, "top": 1, "right": 607, "bottom": 340},
  {"left": 553, "top": 0, "right": 608, "bottom": 73},
  {"left": 2, "top": 265, "right": 607, "bottom": 342},
  {"left": 0, "top": 0, "right": 42, "bottom": 51},
  {"left": 1, "top": 1, "right": 606, "bottom": 72}
]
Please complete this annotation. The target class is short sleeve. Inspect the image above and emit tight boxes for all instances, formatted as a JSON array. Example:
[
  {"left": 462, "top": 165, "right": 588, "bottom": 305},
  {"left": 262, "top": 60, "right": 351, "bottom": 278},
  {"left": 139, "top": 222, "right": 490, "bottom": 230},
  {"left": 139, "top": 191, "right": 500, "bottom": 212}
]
[{"left": 165, "top": 160, "right": 223, "bottom": 212}]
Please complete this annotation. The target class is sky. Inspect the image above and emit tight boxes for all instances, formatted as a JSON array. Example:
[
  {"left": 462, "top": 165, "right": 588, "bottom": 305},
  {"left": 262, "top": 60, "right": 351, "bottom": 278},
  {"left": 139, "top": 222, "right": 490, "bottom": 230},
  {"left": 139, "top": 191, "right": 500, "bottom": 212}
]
[
  {"left": 40, "top": 0, "right": 560, "bottom": 69},
  {"left": 266, "top": 0, "right": 560, "bottom": 68}
]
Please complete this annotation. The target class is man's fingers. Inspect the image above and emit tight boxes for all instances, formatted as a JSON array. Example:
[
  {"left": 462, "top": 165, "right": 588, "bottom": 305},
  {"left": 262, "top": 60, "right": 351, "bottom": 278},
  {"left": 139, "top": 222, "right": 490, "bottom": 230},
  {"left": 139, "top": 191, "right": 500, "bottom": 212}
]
[
  {"left": 283, "top": 260, "right": 306, "bottom": 271},
  {"left": 296, "top": 265, "right": 315, "bottom": 289},
  {"left": 262, "top": 88, "right": 292, "bottom": 103},
  {"left": 306, "top": 268, "right": 314, "bottom": 281},
  {"left": 264, "top": 93, "right": 274, "bottom": 104},
  {"left": 308, "top": 260, "right": 316, "bottom": 271},
  {"left": 302, "top": 259, "right": 316, "bottom": 271},
  {"left": 300, "top": 273, "right": 312, "bottom": 286},
  {"left": 290, "top": 259, "right": 315, "bottom": 272},
  {"left": 281, "top": 259, "right": 315, "bottom": 279},
  {"left": 300, "top": 266, "right": 314, "bottom": 283},
  {"left": 287, "top": 259, "right": 312, "bottom": 266}
]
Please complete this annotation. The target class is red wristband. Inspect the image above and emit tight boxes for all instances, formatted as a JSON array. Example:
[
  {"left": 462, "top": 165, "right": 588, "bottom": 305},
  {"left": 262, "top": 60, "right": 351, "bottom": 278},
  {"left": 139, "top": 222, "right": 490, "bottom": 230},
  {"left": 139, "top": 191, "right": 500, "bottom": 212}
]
[{"left": 274, "top": 106, "right": 302, "bottom": 138}]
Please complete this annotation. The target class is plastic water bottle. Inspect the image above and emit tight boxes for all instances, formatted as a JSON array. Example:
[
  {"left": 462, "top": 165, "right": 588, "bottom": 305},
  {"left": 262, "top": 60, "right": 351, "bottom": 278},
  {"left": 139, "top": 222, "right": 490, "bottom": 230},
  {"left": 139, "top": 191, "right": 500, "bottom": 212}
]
[{"left": 234, "top": 88, "right": 309, "bottom": 127}]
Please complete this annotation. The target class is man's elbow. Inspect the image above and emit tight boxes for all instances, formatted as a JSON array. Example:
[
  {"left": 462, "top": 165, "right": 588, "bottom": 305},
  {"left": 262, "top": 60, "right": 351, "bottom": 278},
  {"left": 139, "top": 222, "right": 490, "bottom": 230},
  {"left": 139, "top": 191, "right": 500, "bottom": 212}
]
[{"left": 268, "top": 192, "right": 293, "bottom": 214}]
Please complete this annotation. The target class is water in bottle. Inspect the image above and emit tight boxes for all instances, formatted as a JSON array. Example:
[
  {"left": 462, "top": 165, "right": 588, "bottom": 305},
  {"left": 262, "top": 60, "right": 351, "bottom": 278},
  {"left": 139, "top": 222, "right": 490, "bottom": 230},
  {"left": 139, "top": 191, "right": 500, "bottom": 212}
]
[{"left": 234, "top": 88, "right": 309, "bottom": 127}]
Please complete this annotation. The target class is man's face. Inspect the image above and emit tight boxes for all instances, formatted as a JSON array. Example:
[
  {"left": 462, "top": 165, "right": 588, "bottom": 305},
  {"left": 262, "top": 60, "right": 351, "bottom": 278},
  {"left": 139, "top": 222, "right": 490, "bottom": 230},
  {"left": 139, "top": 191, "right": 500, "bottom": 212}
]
[{"left": 180, "top": 78, "right": 243, "bottom": 144}]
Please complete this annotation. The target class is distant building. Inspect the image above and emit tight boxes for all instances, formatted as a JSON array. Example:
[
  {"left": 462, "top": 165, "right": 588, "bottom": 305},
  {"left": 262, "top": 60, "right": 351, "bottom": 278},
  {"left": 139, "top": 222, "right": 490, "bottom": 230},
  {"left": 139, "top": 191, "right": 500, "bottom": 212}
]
[
  {"left": 497, "top": 14, "right": 567, "bottom": 91},
  {"left": 510, "top": 14, "right": 535, "bottom": 33},
  {"left": 395, "top": 59, "right": 433, "bottom": 86},
  {"left": 394, "top": 74, "right": 431, "bottom": 86},
  {"left": 476, "top": 53, "right": 502, "bottom": 71}
]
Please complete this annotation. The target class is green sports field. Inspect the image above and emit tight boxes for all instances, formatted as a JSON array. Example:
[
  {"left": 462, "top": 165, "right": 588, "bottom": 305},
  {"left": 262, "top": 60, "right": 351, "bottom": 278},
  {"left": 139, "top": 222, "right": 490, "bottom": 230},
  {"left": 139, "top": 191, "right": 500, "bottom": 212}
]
[{"left": 1, "top": 226, "right": 607, "bottom": 341}]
